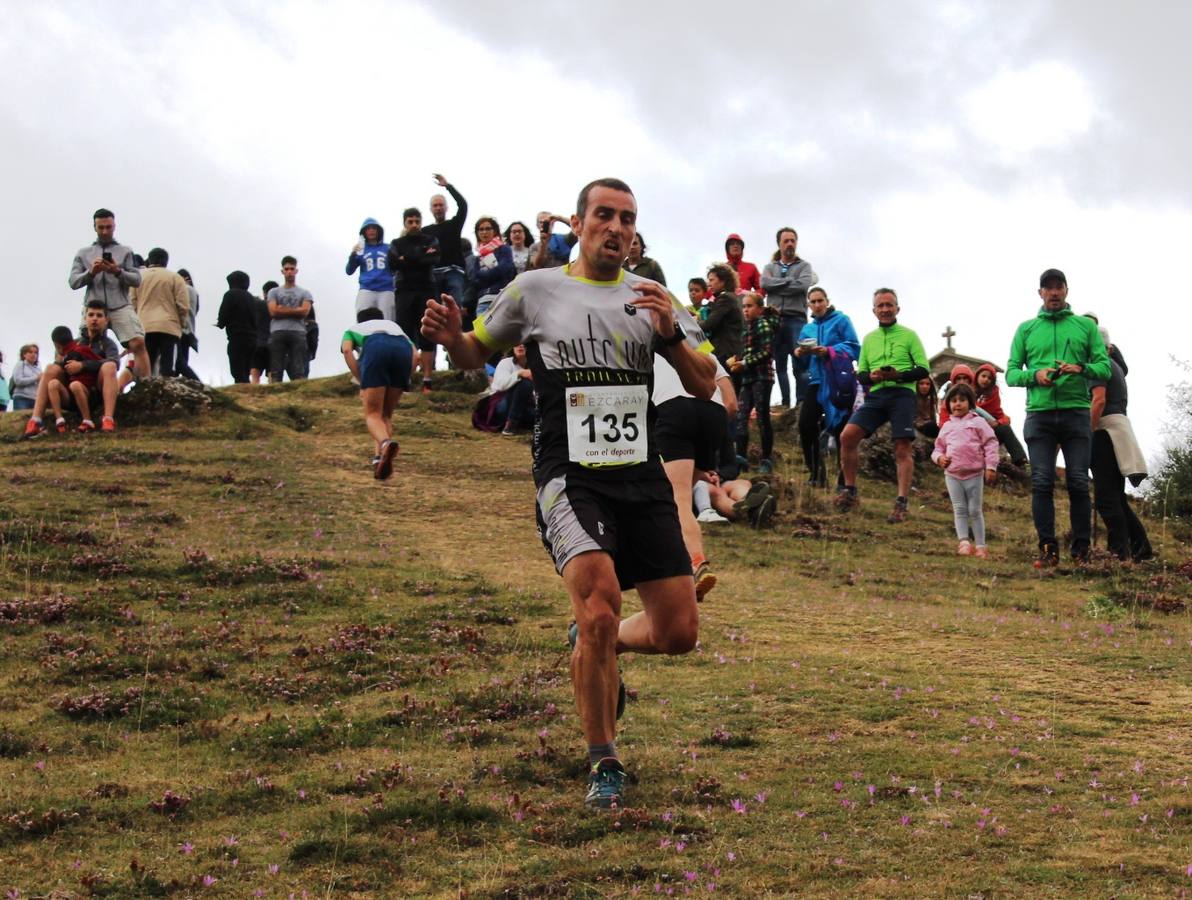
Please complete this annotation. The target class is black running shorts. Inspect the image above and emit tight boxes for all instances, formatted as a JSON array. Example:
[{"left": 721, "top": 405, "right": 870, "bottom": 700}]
[
  {"left": 535, "top": 471, "right": 693, "bottom": 591},
  {"left": 653, "top": 397, "right": 727, "bottom": 471}
]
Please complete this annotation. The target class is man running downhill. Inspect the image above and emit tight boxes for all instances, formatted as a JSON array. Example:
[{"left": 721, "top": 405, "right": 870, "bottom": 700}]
[{"left": 422, "top": 178, "right": 716, "bottom": 810}]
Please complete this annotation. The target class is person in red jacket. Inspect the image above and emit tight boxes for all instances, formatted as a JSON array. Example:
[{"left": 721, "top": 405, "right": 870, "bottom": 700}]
[
  {"left": 974, "top": 363, "right": 1027, "bottom": 466},
  {"left": 723, "top": 233, "right": 762, "bottom": 295}
]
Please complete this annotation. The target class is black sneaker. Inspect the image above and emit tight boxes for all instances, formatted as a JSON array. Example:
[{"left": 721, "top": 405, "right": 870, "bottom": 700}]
[
  {"left": 568, "top": 622, "right": 626, "bottom": 720},
  {"left": 1034, "top": 543, "right": 1060, "bottom": 569},
  {"left": 585, "top": 758, "right": 626, "bottom": 810},
  {"left": 1071, "top": 542, "right": 1091, "bottom": 565},
  {"left": 750, "top": 494, "right": 777, "bottom": 529},
  {"left": 732, "top": 481, "right": 770, "bottom": 516}
]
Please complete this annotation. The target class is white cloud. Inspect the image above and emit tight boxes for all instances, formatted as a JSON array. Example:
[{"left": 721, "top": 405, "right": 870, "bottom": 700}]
[{"left": 963, "top": 61, "right": 1096, "bottom": 155}]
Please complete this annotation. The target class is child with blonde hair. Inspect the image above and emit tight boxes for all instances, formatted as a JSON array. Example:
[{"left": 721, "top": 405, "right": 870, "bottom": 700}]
[{"left": 932, "top": 382, "right": 999, "bottom": 557}]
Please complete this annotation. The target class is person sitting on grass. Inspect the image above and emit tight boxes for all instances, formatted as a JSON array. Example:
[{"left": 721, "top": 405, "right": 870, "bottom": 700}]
[
  {"left": 341, "top": 307, "right": 415, "bottom": 480},
  {"left": 731, "top": 291, "right": 778, "bottom": 474},
  {"left": 488, "top": 344, "right": 535, "bottom": 436},
  {"left": 973, "top": 364, "right": 1028, "bottom": 467},
  {"left": 25, "top": 304, "right": 122, "bottom": 436},
  {"left": 931, "top": 382, "right": 999, "bottom": 558}
]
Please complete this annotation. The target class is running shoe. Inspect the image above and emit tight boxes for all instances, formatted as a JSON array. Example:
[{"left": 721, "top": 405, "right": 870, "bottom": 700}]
[
  {"left": 886, "top": 497, "right": 909, "bottom": 523},
  {"left": 694, "top": 562, "right": 717, "bottom": 602},
  {"left": 421, "top": 381, "right": 432, "bottom": 395},
  {"left": 1033, "top": 543, "right": 1059, "bottom": 569},
  {"left": 374, "top": 439, "right": 398, "bottom": 480},
  {"left": 100, "top": 417, "right": 116, "bottom": 433},
  {"left": 732, "top": 481, "right": 770, "bottom": 516},
  {"left": 834, "top": 488, "right": 859, "bottom": 512},
  {"left": 22, "top": 418, "right": 45, "bottom": 438},
  {"left": 585, "top": 757, "right": 627, "bottom": 810},
  {"left": 957, "top": 540, "right": 973, "bottom": 556},
  {"left": 77, "top": 420, "right": 96, "bottom": 434},
  {"left": 696, "top": 508, "right": 729, "bottom": 524},
  {"left": 54, "top": 419, "right": 68, "bottom": 434},
  {"left": 568, "top": 622, "right": 626, "bottom": 720},
  {"left": 750, "top": 494, "right": 777, "bottom": 529}
]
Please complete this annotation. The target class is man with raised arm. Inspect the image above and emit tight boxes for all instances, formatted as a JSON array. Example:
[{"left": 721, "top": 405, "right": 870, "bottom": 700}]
[{"left": 423, "top": 178, "right": 715, "bottom": 811}]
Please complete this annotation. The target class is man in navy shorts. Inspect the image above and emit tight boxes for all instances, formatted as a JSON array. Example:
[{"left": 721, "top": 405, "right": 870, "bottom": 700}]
[
  {"left": 837, "top": 288, "right": 930, "bottom": 522},
  {"left": 341, "top": 308, "right": 415, "bottom": 480}
]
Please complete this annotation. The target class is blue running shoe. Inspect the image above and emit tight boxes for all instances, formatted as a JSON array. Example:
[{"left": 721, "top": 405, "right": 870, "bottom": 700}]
[{"left": 585, "top": 757, "right": 626, "bottom": 809}]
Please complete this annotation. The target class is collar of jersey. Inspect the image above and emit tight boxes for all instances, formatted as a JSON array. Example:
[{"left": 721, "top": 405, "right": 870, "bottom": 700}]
[{"left": 564, "top": 263, "right": 624, "bottom": 286}]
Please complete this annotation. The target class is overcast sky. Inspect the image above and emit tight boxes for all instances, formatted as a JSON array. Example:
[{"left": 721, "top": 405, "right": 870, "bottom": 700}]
[{"left": 4, "top": 0, "right": 1189, "bottom": 464}]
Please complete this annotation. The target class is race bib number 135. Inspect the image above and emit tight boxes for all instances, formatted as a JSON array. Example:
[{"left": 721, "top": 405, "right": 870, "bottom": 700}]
[{"left": 565, "top": 385, "right": 649, "bottom": 465}]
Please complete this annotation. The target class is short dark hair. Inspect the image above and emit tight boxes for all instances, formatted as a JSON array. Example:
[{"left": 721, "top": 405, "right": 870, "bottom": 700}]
[
  {"left": 576, "top": 177, "right": 634, "bottom": 218},
  {"left": 85, "top": 299, "right": 107, "bottom": 312},
  {"left": 93, "top": 208, "right": 114, "bottom": 221},
  {"left": 775, "top": 227, "right": 798, "bottom": 244},
  {"left": 281, "top": 255, "right": 297, "bottom": 268},
  {"left": 944, "top": 382, "right": 976, "bottom": 408},
  {"left": 633, "top": 232, "right": 648, "bottom": 254},
  {"left": 688, "top": 277, "right": 707, "bottom": 292},
  {"left": 474, "top": 216, "right": 500, "bottom": 240},
  {"left": 356, "top": 307, "right": 384, "bottom": 323},
  {"left": 873, "top": 287, "right": 898, "bottom": 302},
  {"left": 403, "top": 207, "right": 421, "bottom": 221},
  {"left": 262, "top": 280, "right": 279, "bottom": 297},
  {"left": 177, "top": 268, "right": 191, "bottom": 283},
  {"left": 51, "top": 326, "right": 74, "bottom": 346},
  {"left": 808, "top": 286, "right": 829, "bottom": 302},
  {"left": 707, "top": 264, "right": 738, "bottom": 293},
  {"left": 146, "top": 247, "right": 169, "bottom": 267},
  {"left": 504, "top": 221, "right": 532, "bottom": 244}
]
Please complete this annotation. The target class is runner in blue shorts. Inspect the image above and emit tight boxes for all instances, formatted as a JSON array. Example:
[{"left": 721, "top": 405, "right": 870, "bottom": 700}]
[
  {"left": 422, "top": 177, "right": 717, "bottom": 810},
  {"left": 342, "top": 308, "right": 415, "bottom": 480}
]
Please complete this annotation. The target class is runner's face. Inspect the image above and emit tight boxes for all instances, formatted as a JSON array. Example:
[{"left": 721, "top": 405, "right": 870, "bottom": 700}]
[
  {"left": 872, "top": 293, "right": 898, "bottom": 324},
  {"left": 93, "top": 217, "right": 115, "bottom": 243},
  {"left": 808, "top": 291, "right": 828, "bottom": 316},
  {"left": 949, "top": 395, "right": 970, "bottom": 416},
  {"left": 574, "top": 186, "right": 636, "bottom": 277},
  {"left": 85, "top": 308, "right": 107, "bottom": 335}
]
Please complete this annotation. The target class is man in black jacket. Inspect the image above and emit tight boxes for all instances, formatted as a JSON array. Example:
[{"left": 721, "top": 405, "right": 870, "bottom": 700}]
[
  {"left": 216, "top": 271, "right": 258, "bottom": 383},
  {"left": 389, "top": 208, "right": 440, "bottom": 393},
  {"left": 423, "top": 174, "right": 467, "bottom": 319}
]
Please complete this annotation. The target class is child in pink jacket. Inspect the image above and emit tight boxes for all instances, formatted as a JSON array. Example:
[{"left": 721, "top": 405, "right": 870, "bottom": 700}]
[{"left": 931, "top": 383, "right": 999, "bottom": 557}]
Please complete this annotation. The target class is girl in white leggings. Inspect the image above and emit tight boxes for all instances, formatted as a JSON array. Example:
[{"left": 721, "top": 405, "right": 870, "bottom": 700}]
[{"left": 931, "top": 383, "right": 1000, "bottom": 557}]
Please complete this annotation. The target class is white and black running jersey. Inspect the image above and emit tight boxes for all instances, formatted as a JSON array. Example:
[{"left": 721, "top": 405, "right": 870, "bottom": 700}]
[{"left": 474, "top": 264, "right": 711, "bottom": 485}]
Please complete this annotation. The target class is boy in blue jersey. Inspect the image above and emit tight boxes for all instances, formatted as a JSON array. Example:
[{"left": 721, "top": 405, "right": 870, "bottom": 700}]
[{"left": 346, "top": 218, "right": 396, "bottom": 322}]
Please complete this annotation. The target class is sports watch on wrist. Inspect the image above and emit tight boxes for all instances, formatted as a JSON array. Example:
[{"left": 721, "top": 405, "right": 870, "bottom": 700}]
[{"left": 658, "top": 323, "right": 687, "bottom": 348}]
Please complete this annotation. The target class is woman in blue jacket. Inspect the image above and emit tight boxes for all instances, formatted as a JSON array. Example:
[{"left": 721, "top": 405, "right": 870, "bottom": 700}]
[{"left": 794, "top": 287, "right": 860, "bottom": 487}]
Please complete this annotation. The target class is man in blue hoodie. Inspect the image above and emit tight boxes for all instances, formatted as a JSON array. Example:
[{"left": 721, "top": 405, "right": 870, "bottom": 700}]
[{"left": 346, "top": 218, "right": 395, "bottom": 321}]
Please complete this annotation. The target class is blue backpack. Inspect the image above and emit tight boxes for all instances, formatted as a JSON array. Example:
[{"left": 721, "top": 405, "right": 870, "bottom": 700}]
[{"left": 823, "top": 347, "right": 858, "bottom": 410}]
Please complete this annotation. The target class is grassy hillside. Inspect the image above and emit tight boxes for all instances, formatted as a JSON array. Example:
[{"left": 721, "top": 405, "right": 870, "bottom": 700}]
[{"left": 1, "top": 377, "right": 1189, "bottom": 898}]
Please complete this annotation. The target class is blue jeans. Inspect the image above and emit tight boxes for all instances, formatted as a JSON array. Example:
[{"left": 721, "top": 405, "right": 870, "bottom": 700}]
[
  {"left": 1023, "top": 408, "right": 1092, "bottom": 553},
  {"left": 11, "top": 396, "right": 34, "bottom": 411},
  {"left": 434, "top": 266, "right": 466, "bottom": 308},
  {"left": 772, "top": 314, "right": 809, "bottom": 407},
  {"left": 495, "top": 378, "right": 535, "bottom": 427}
]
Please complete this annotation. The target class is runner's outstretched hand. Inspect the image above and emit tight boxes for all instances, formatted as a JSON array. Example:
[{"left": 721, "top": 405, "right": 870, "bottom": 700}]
[{"left": 422, "top": 294, "right": 463, "bottom": 347}]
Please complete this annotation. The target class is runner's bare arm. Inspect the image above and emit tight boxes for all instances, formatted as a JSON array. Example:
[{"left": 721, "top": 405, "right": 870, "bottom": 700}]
[
  {"left": 631, "top": 282, "right": 715, "bottom": 400},
  {"left": 421, "top": 294, "right": 492, "bottom": 369}
]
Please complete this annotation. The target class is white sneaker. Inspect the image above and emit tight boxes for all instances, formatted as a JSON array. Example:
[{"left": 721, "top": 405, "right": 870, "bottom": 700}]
[{"left": 696, "top": 508, "right": 730, "bottom": 524}]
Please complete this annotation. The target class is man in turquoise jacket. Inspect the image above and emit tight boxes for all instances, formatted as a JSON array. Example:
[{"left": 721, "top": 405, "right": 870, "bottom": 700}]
[{"left": 1006, "top": 269, "right": 1110, "bottom": 567}]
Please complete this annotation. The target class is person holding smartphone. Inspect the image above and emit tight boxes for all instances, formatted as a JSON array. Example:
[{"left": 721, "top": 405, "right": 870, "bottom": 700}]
[
  {"left": 68, "top": 208, "right": 150, "bottom": 381},
  {"left": 529, "top": 210, "right": 577, "bottom": 270}
]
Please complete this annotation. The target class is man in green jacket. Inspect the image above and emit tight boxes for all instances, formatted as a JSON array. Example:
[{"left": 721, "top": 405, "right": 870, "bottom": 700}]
[
  {"left": 1006, "top": 269, "right": 1111, "bottom": 567},
  {"left": 837, "top": 288, "right": 930, "bottom": 522}
]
